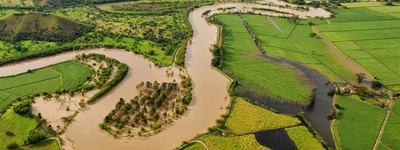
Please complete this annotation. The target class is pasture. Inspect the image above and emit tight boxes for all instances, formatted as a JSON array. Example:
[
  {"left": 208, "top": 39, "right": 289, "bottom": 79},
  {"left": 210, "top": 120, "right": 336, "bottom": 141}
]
[
  {"left": 335, "top": 95, "right": 386, "bottom": 150},
  {"left": 199, "top": 134, "right": 268, "bottom": 150},
  {"left": 316, "top": 6, "right": 400, "bottom": 87},
  {"left": 225, "top": 98, "right": 300, "bottom": 135},
  {"left": 0, "top": 105, "right": 39, "bottom": 150},
  {"left": 215, "top": 14, "right": 313, "bottom": 104},
  {"left": 0, "top": 60, "right": 92, "bottom": 112},
  {"left": 285, "top": 126, "right": 325, "bottom": 150}
]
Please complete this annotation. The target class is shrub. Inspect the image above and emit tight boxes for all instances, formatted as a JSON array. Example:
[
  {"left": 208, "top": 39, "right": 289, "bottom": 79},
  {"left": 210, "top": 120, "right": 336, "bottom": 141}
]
[
  {"left": 371, "top": 80, "right": 383, "bottom": 89},
  {"left": 27, "top": 129, "right": 46, "bottom": 144},
  {"left": 327, "top": 88, "right": 335, "bottom": 96},
  {"left": 7, "top": 142, "right": 18, "bottom": 149},
  {"left": 13, "top": 101, "right": 32, "bottom": 115}
]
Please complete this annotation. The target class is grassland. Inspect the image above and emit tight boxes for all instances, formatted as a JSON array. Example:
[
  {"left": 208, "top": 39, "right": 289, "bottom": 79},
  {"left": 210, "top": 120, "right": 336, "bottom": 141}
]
[
  {"left": 341, "top": 2, "right": 384, "bottom": 8},
  {"left": 225, "top": 98, "right": 300, "bottom": 134},
  {"left": 240, "top": 14, "right": 355, "bottom": 83},
  {"left": 16, "top": 139, "right": 61, "bottom": 150},
  {"left": 0, "top": 60, "right": 92, "bottom": 112},
  {"left": 285, "top": 126, "right": 325, "bottom": 150},
  {"left": 0, "top": 105, "right": 39, "bottom": 150},
  {"left": 215, "top": 14, "right": 313, "bottom": 104},
  {"left": 199, "top": 134, "right": 268, "bottom": 150},
  {"left": 380, "top": 113, "right": 400, "bottom": 149},
  {"left": 335, "top": 95, "right": 386, "bottom": 150},
  {"left": 392, "top": 101, "right": 400, "bottom": 116},
  {"left": 316, "top": 6, "right": 400, "bottom": 88},
  {"left": 0, "top": 13, "right": 92, "bottom": 42}
]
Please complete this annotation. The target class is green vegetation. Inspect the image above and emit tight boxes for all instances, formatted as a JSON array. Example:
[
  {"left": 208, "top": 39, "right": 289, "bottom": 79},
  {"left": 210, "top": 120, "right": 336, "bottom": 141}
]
[
  {"left": 0, "top": 105, "right": 39, "bottom": 149},
  {"left": 341, "top": 2, "right": 384, "bottom": 8},
  {"left": 0, "top": 60, "right": 92, "bottom": 112},
  {"left": 16, "top": 139, "right": 61, "bottom": 150},
  {"left": 392, "top": 101, "right": 400, "bottom": 116},
  {"left": 335, "top": 95, "right": 386, "bottom": 150},
  {"left": 212, "top": 14, "right": 313, "bottom": 104},
  {"left": 316, "top": 6, "right": 400, "bottom": 87},
  {"left": 225, "top": 98, "right": 300, "bottom": 134},
  {"left": 0, "top": 13, "right": 92, "bottom": 42},
  {"left": 380, "top": 113, "right": 400, "bottom": 149},
  {"left": 240, "top": 14, "right": 355, "bottom": 82},
  {"left": 285, "top": 126, "right": 325, "bottom": 150},
  {"left": 200, "top": 134, "right": 268, "bottom": 150},
  {"left": 181, "top": 142, "right": 206, "bottom": 150}
]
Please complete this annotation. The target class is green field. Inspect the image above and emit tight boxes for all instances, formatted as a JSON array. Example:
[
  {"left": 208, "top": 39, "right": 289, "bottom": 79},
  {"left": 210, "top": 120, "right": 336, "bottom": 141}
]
[
  {"left": 392, "top": 101, "right": 400, "bottom": 116},
  {"left": 0, "top": 60, "right": 92, "bottom": 112},
  {"left": 225, "top": 97, "right": 300, "bottom": 135},
  {"left": 0, "top": 105, "right": 39, "bottom": 150},
  {"left": 199, "top": 134, "right": 268, "bottom": 150},
  {"left": 215, "top": 14, "right": 313, "bottom": 103},
  {"left": 335, "top": 95, "right": 386, "bottom": 150},
  {"left": 285, "top": 126, "right": 325, "bottom": 150},
  {"left": 16, "top": 139, "right": 61, "bottom": 150},
  {"left": 181, "top": 142, "right": 206, "bottom": 150},
  {"left": 240, "top": 14, "right": 355, "bottom": 82},
  {"left": 341, "top": 2, "right": 385, "bottom": 8},
  {"left": 316, "top": 6, "right": 400, "bottom": 87},
  {"left": 380, "top": 113, "right": 400, "bottom": 149}
]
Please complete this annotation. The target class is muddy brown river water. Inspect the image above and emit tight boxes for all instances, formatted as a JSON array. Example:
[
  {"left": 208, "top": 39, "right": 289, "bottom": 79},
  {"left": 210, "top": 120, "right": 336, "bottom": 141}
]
[{"left": 0, "top": 2, "right": 333, "bottom": 150}]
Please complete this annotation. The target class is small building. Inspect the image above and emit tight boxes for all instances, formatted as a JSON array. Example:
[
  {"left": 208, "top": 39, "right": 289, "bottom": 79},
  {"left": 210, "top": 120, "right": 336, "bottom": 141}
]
[{"left": 350, "top": 87, "right": 358, "bottom": 94}]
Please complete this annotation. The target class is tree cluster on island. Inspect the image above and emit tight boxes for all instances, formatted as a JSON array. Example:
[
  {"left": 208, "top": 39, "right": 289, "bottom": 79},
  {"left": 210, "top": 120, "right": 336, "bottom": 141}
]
[{"left": 99, "top": 76, "right": 192, "bottom": 138}]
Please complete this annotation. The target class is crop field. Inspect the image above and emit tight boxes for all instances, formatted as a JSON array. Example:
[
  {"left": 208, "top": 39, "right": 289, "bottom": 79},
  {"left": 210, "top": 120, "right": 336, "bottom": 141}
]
[
  {"left": 225, "top": 98, "right": 300, "bottom": 135},
  {"left": 240, "top": 14, "right": 355, "bottom": 82},
  {"left": 341, "top": 2, "right": 384, "bottom": 8},
  {"left": 392, "top": 101, "right": 400, "bottom": 116},
  {"left": 285, "top": 126, "right": 325, "bottom": 150},
  {"left": 0, "top": 105, "right": 39, "bottom": 150},
  {"left": 335, "top": 95, "right": 386, "bottom": 150},
  {"left": 200, "top": 134, "right": 268, "bottom": 150},
  {"left": 380, "top": 113, "right": 400, "bottom": 149},
  {"left": 16, "top": 139, "right": 61, "bottom": 150},
  {"left": 316, "top": 6, "right": 400, "bottom": 87},
  {"left": 0, "top": 60, "right": 92, "bottom": 111},
  {"left": 215, "top": 14, "right": 313, "bottom": 104}
]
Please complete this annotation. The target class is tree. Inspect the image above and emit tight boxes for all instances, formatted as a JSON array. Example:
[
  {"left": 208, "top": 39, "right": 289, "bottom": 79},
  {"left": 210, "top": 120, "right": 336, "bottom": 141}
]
[
  {"left": 355, "top": 73, "right": 366, "bottom": 83},
  {"left": 371, "top": 80, "right": 383, "bottom": 89},
  {"left": 27, "top": 129, "right": 45, "bottom": 144},
  {"left": 14, "top": 101, "right": 32, "bottom": 115}
]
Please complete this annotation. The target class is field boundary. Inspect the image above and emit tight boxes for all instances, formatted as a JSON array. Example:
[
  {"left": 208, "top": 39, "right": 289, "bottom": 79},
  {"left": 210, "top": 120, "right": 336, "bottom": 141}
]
[
  {"left": 331, "top": 95, "right": 342, "bottom": 150},
  {"left": 312, "top": 26, "right": 375, "bottom": 80}
]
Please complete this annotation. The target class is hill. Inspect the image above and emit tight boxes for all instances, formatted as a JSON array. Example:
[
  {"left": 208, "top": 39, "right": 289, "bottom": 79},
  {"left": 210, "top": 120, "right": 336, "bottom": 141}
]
[{"left": 0, "top": 13, "right": 92, "bottom": 42}]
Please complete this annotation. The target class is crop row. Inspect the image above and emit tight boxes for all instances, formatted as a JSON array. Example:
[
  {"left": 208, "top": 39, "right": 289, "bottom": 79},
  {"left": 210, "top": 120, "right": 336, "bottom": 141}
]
[
  {"left": 0, "top": 68, "right": 59, "bottom": 90},
  {"left": 51, "top": 61, "right": 92, "bottom": 90},
  {"left": 225, "top": 98, "right": 300, "bottom": 134},
  {"left": 285, "top": 126, "right": 325, "bottom": 150},
  {"left": 336, "top": 95, "right": 386, "bottom": 150},
  {"left": 380, "top": 113, "right": 400, "bottom": 149},
  {"left": 200, "top": 134, "right": 267, "bottom": 150}
]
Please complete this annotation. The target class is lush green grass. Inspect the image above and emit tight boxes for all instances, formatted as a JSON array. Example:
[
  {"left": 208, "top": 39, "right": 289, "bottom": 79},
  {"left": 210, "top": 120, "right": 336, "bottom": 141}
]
[
  {"left": 225, "top": 98, "right": 300, "bottom": 135},
  {"left": 200, "top": 134, "right": 268, "bottom": 150},
  {"left": 0, "top": 105, "right": 39, "bottom": 150},
  {"left": 0, "top": 60, "right": 92, "bottom": 112},
  {"left": 241, "top": 14, "right": 355, "bottom": 82},
  {"left": 16, "top": 139, "right": 61, "bottom": 150},
  {"left": 215, "top": 14, "right": 313, "bottom": 103},
  {"left": 316, "top": 6, "right": 400, "bottom": 87},
  {"left": 285, "top": 126, "right": 325, "bottom": 150},
  {"left": 335, "top": 95, "right": 386, "bottom": 150},
  {"left": 380, "top": 113, "right": 400, "bottom": 149},
  {"left": 181, "top": 142, "right": 206, "bottom": 150}
]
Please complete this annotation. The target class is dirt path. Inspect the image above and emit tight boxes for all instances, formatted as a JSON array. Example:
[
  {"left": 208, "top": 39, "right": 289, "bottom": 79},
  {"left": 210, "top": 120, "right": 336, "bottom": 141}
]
[{"left": 372, "top": 99, "right": 394, "bottom": 150}]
